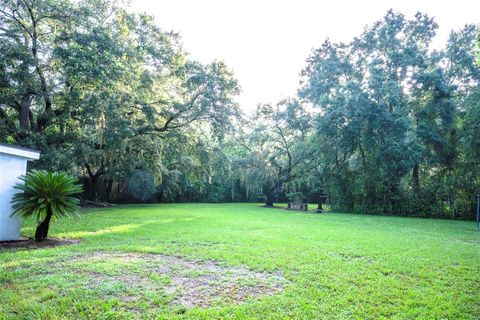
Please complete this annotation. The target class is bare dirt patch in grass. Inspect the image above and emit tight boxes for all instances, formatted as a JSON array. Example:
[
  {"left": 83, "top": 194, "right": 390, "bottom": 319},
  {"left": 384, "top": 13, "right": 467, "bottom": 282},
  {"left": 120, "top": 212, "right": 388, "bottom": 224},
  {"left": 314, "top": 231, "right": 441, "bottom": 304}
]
[
  {"left": 64, "top": 252, "right": 287, "bottom": 308},
  {"left": 0, "top": 238, "right": 80, "bottom": 250}
]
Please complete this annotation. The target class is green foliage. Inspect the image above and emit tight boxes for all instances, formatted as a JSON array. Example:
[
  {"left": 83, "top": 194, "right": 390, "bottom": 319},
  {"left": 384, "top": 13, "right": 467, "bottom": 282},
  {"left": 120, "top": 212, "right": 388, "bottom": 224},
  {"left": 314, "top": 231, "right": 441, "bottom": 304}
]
[
  {"left": 127, "top": 170, "right": 156, "bottom": 202},
  {"left": 1, "top": 3, "right": 478, "bottom": 218},
  {"left": 300, "top": 11, "right": 480, "bottom": 218},
  {"left": 286, "top": 192, "right": 304, "bottom": 203},
  {"left": 11, "top": 170, "right": 82, "bottom": 222},
  {"left": 237, "top": 99, "right": 315, "bottom": 206},
  {"left": 0, "top": 0, "right": 240, "bottom": 202}
]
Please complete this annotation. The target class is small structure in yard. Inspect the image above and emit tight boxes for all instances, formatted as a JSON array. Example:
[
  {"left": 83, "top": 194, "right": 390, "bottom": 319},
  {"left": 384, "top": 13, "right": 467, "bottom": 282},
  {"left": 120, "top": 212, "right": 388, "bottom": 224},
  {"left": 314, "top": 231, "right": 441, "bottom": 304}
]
[
  {"left": 287, "top": 202, "right": 308, "bottom": 211},
  {"left": 0, "top": 144, "right": 40, "bottom": 241}
]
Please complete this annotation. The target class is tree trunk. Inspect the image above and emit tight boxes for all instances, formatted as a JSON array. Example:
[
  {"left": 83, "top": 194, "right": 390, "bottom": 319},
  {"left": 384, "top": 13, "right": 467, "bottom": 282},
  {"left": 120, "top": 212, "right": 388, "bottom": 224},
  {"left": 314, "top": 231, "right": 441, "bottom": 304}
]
[
  {"left": 87, "top": 174, "right": 98, "bottom": 201},
  {"left": 85, "top": 163, "right": 106, "bottom": 201},
  {"left": 263, "top": 183, "right": 274, "bottom": 207},
  {"left": 19, "top": 95, "right": 32, "bottom": 130},
  {"left": 265, "top": 197, "right": 274, "bottom": 207},
  {"left": 35, "top": 207, "right": 52, "bottom": 242},
  {"left": 105, "top": 178, "right": 114, "bottom": 201},
  {"left": 413, "top": 163, "right": 420, "bottom": 193}
]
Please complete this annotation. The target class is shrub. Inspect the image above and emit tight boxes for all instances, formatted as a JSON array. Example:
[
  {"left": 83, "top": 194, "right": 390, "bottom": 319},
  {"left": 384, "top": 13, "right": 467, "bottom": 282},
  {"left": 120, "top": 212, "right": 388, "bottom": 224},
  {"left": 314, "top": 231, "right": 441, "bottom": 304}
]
[{"left": 10, "top": 170, "right": 82, "bottom": 241}]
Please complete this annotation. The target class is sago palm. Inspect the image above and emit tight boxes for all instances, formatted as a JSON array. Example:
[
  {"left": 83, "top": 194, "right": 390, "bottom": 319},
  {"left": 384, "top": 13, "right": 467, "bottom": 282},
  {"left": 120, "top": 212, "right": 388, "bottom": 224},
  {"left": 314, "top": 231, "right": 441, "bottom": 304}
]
[{"left": 10, "top": 170, "right": 83, "bottom": 242}]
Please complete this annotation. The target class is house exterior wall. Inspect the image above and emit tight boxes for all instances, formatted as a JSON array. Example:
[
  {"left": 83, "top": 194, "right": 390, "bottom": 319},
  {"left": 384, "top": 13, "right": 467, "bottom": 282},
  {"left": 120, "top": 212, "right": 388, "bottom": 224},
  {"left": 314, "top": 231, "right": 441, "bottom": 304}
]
[{"left": 0, "top": 154, "right": 28, "bottom": 241}]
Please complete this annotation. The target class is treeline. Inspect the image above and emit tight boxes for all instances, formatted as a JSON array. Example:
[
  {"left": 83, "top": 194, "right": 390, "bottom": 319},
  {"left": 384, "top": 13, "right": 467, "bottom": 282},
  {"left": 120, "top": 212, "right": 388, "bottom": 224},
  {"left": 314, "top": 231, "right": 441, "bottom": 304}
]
[
  {"left": 300, "top": 11, "right": 480, "bottom": 219},
  {"left": 0, "top": 0, "right": 241, "bottom": 202},
  {"left": 1, "top": 3, "right": 479, "bottom": 219}
]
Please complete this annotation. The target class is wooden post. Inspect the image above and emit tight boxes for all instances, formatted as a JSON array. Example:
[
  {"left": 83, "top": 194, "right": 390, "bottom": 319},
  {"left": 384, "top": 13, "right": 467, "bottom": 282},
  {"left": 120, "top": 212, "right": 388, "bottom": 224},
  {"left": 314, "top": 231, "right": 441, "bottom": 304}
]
[{"left": 476, "top": 194, "right": 479, "bottom": 231}]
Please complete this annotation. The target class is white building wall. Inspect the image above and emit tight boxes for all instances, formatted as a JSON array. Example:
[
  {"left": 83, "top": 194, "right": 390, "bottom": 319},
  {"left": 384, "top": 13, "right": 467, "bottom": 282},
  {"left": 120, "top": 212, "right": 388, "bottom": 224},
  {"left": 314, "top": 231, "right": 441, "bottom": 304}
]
[{"left": 0, "top": 154, "right": 28, "bottom": 241}]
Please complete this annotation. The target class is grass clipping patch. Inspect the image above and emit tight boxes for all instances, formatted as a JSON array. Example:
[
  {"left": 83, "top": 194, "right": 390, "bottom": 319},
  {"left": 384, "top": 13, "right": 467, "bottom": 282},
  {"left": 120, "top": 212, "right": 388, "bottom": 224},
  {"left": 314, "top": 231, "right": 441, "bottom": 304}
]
[{"left": 62, "top": 252, "right": 286, "bottom": 308}]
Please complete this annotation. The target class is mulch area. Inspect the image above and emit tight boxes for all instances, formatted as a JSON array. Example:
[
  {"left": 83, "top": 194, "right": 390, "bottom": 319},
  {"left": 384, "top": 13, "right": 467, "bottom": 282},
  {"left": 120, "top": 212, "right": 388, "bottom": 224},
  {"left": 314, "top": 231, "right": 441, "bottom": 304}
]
[{"left": 0, "top": 238, "right": 80, "bottom": 250}]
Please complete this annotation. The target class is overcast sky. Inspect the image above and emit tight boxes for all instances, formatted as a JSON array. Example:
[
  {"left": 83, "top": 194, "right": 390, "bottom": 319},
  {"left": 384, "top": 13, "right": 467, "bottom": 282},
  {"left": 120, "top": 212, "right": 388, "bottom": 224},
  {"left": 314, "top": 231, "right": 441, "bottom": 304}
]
[{"left": 132, "top": 0, "right": 479, "bottom": 113}]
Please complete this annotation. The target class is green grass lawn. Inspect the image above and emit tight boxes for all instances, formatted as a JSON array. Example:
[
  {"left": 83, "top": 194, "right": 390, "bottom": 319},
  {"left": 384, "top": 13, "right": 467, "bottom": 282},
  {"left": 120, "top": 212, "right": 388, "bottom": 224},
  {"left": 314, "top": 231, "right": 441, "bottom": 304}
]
[{"left": 1, "top": 203, "right": 479, "bottom": 319}]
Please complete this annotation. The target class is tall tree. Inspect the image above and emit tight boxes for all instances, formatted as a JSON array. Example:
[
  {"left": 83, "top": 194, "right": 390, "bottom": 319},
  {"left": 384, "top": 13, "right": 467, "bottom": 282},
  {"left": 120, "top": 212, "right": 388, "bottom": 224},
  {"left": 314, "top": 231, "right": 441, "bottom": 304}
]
[
  {"left": 244, "top": 99, "right": 313, "bottom": 206},
  {"left": 300, "top": 11, "right": 480, "bottom": 217},
  {"left": 0, "top": 0, "right": 240, "bottom": 201}
]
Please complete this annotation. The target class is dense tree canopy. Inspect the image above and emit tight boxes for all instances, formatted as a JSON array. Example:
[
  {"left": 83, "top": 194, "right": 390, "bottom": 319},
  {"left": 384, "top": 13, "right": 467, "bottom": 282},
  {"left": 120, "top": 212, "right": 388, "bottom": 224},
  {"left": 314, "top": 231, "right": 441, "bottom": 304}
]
[
  {"left": 1, "top": 0, "right": 240, "bottom": 201},
  {"left": 300, "top": 11, "right": 479, "bottom": 218},
  {"left": 1, "top": 3, "right": 478, "bottom": 219}
]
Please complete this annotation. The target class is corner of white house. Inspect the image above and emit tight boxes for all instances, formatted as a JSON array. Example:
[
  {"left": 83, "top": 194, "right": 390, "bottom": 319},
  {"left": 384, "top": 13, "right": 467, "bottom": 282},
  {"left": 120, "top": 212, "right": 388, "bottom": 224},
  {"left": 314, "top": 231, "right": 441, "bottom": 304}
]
[{"left": 0, "top": 144, "right": 40, "bottom": 241}]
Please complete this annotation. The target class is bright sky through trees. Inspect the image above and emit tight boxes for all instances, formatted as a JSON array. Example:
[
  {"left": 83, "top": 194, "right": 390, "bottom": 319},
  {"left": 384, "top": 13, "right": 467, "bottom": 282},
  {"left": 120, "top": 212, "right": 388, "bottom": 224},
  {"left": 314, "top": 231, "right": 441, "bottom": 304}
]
[{"left": 132, "top": 0, "right": 479, "bottom": 113}]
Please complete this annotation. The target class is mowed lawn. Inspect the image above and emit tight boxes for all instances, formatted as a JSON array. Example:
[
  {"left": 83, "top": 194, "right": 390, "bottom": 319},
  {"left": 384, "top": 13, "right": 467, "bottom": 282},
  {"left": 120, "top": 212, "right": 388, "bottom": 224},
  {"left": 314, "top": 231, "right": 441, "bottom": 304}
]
[{"left": 1, "top": 203, "right": 479, "bottom": 319}]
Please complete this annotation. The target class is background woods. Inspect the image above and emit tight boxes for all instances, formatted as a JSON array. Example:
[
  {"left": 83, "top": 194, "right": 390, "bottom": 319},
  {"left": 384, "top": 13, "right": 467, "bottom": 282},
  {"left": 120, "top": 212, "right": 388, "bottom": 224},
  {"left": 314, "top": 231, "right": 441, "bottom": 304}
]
[{"left": 1, "top": 2, "right": 479, "bottom": 219}]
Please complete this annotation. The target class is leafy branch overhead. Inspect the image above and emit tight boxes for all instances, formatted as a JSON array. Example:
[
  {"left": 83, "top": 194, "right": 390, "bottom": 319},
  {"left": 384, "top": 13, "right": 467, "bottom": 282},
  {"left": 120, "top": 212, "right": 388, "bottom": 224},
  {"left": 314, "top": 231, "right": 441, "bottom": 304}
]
[{"left": 0, "top": 0, "right": 241, "bottom": 201}]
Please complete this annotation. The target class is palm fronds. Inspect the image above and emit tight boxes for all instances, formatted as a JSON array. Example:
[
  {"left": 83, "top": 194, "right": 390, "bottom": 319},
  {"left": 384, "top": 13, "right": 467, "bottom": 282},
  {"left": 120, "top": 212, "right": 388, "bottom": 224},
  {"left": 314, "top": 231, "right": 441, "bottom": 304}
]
[{"left": 11, "top": 170, "right": 83, "bottom": 224}]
